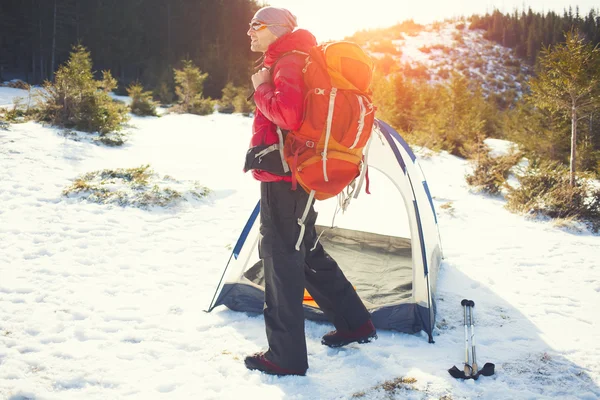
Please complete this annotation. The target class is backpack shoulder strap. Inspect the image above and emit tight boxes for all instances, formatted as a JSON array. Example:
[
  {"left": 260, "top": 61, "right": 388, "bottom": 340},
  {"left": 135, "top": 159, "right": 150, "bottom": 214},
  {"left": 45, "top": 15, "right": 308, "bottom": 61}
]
[
  {"left": 246, "top": 50, "right": 309, "bottom": 101},
  {"left": 268, "top": 50, "right": 309, "bottom": 73}
]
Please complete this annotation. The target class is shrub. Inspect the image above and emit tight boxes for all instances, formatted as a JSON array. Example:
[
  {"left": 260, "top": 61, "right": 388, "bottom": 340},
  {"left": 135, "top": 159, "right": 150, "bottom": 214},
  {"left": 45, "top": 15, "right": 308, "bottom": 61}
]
[
  {"left": 154, "top": 81, "right": 174, "bottom": 105},
  {"left": 189, "top": 98, "right": 216, "bottom": 116},
  {"left": 437, "top": 68, "right": 451, "bottom": 79},
  {"left": 419, "top": 44, "right": 451, "bottom": 55},
  {"left": 2, "top": 85, "right": 37, "bottom": 124},
  {"left": 577, "top": 143, "right": 600, "bottom": 176},
  {"left": 36, "top": 45, "right": 129, "bottom": 135},
  {"left": 373, "top": 54, "right": 399, "bottom": 76},
  {"left": 506, "top": 161, "right": 600, "bottom": 231},
  {"left": 173, "top": 59, "right": 214, "bottom": 115},
  {"left": 232, "top": 95, "right": 254, "bottom": 115},
  {"left": 400, "top": 62, "right": 430, "bottom": 80},
  {"left": 453, "top": 31, "right": 465, "bottom": 45},
  {"left": 466, "top": 146, "right": 522, "bottom": 195},
  {"left": 3, "top": 79, "right": 29, "bottom": 89},
  {"left": 370, "top": 39, "right": 401, "bottom": 55},
  {"left": 219, "top": 82, "right": 254, "bottom": 115},
  {"left": 127, "top": 82, "right": 158, "bottom": 116},
  {"left": 63, "top": 165, "right": 211, "bottom": 208},
  {"left": 3, "top": 97, "right": 32, "bottom": 122},
  {"left": 408, "top": 73, "right": 487, "bottom": 158},
  {"left": 472, "top": 58, "right": 485, "bottom": 69}
]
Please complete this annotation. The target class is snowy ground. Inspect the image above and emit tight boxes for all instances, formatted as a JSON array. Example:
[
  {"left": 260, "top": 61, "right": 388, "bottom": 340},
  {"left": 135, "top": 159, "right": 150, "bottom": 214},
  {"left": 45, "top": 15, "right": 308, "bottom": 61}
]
[{"left": 1, "top": 87, "right": 599, "bottom": 399}]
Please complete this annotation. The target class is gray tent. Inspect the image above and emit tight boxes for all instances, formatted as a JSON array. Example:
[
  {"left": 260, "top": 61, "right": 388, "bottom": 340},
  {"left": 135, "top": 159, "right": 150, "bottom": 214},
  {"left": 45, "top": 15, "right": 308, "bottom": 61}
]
[{"left": 207, "top": 120, "right": 442, "bottom": 342}]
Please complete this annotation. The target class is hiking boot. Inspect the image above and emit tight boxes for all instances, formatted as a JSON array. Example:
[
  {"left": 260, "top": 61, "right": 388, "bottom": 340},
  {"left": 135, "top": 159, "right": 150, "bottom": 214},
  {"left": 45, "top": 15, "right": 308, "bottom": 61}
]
[
  {"left": 321, "top": 319, "right": 377, "bottom": 348},
  {"left": 244, "top": 352, "right": 306, "bottom": 376}
]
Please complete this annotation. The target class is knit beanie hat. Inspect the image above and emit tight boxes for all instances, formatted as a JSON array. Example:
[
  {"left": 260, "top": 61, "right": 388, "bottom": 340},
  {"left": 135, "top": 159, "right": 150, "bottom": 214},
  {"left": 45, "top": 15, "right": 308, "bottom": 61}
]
[{"left": 251, "top": 6, "right": 297, "bottom": 38}]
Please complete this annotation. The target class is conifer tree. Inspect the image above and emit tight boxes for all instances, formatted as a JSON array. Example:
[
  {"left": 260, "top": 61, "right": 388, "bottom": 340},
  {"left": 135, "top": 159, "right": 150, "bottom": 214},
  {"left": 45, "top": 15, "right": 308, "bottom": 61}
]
[
  {"left": 173, "top": 59, "right": 214, "bottom": 115},
  {"left": 528, "top": 30, "right": 600, "bottom": 185},
  {"left": 37, "top": 45, "right": 128, "bottom": 134},
  {"left": 174, "top": 60, "right": 208, "bottom": 110}
]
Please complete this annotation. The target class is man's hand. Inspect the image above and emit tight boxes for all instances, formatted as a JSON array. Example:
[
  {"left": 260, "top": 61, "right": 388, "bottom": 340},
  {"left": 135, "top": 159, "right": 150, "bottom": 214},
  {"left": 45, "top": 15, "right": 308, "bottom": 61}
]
[{"left": 252, "top": 68, "right": 271, "bottom": 89}]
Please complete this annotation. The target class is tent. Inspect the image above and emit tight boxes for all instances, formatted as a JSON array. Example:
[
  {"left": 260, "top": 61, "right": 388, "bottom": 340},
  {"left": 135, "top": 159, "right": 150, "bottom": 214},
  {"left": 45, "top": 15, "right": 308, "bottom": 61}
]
[{"left": 207, "top": 120, "right": 443, "bottom": 342}]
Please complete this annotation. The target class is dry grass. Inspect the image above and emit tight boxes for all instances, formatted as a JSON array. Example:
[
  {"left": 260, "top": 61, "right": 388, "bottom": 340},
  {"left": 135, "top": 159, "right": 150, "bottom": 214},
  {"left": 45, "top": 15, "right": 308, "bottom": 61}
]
[
  {"left": 63, "top": 165, "right": 210, "bottom": 208},
  {"left": 352, "top": 376, "right": 418, "bottom": 398}
]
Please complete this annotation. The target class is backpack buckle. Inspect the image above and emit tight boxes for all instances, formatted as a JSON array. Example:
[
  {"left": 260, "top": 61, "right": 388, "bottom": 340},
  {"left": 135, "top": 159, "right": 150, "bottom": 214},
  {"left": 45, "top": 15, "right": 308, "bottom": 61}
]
[{"left": 306, "top": 140, "right": 315, "bottom": 148}]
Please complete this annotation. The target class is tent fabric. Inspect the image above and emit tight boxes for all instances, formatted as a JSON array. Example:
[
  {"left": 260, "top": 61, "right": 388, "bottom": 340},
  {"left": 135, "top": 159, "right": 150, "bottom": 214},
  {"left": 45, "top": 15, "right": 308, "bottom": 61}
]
[
  {"left": 207, "top": 120, "right": 442, "bottom": 342},
  {"left": 243, "top": 226, "right": 413, "bottom": 306}
]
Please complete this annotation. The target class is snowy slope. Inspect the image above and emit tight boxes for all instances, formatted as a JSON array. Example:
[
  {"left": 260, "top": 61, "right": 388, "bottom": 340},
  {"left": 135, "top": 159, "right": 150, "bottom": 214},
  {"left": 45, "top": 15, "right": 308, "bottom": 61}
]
[
  {"left": 366, "top": 21, "right": 529, "bottom": 97},
  {"left": 0, "top": 87, "right": 599, "bottom": 399}
]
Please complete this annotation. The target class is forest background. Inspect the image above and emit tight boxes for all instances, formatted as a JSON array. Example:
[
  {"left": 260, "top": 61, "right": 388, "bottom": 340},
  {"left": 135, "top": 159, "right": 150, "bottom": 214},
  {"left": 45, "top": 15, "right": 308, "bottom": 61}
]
[{"left": 1, "top": 0, "right": 600, "bottom": 228}]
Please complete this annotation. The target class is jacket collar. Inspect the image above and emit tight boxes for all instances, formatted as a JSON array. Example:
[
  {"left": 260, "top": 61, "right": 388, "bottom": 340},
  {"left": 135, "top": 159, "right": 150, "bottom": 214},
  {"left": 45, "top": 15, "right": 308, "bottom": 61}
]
[{"left": 263, "top": 29, "right": 317, "bottom": 68}]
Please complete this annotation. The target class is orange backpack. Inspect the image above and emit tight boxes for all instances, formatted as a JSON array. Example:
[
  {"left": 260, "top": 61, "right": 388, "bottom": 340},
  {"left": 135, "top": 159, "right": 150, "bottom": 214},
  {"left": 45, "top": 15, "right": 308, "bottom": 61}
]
[{"left": 283, "top": 42, "right": 375, "bottom": 201}]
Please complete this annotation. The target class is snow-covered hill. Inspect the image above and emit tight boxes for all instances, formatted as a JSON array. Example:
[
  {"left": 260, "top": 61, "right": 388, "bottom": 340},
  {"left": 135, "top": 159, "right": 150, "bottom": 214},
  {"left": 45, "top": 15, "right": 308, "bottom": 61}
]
[
  {"left": 364, "top": 21, "right": 530, "bottom": 97},
  {"left": 1, "top": 88, "right": 599, "bottom": 399}
]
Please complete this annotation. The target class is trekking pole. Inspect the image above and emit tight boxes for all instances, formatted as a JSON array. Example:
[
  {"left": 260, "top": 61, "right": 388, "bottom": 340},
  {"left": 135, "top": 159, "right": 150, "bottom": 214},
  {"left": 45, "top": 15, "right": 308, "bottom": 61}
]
[
  {"left": 468, "top": 300, "right": 478, "bottom": 375},
  {"left": 468, "top": 300, "right": 496, "bottom": 379},
  {"left": 449, "top": 299, "right": 472, "bottom": 378},
  {"left": 449, "top": 299, "right": 495, "bottom": 379},
  {"left": 461, "top": 299, "right": 472, "bottom": 377}
]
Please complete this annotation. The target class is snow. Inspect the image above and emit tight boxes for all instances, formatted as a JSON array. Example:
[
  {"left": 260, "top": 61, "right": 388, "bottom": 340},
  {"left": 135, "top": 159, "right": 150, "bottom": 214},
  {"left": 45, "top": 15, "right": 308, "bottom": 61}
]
[
  {"left": 0, "top": 87, "right": 30, "bottom": 109},
  {"left": 1, "top": 86, "right": 599, "bottom": 399},
  {"left": 397, "top": 25, "right": 456, "bottom": 67},
  {"left": 484, "top": 138, "right": 518, "bottom": 158},
  {"left": 380, "top": 22, "right": 528, "bottom": 96}
]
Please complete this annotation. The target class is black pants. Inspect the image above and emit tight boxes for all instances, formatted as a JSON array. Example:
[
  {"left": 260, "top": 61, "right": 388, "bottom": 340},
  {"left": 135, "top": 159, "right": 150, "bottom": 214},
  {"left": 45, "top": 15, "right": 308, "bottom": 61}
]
[{"left": 259, "top": 181, "right": 371, "bottom": 371}]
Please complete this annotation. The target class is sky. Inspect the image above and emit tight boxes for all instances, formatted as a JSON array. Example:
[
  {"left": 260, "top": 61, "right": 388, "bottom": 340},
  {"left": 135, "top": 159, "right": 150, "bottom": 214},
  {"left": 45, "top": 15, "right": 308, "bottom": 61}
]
[
  {"left": 260, "top": 0, "right": 599, "bottom": 40},
  {"left": 1, "top": 84, "right": 599, "bottom": 399}
]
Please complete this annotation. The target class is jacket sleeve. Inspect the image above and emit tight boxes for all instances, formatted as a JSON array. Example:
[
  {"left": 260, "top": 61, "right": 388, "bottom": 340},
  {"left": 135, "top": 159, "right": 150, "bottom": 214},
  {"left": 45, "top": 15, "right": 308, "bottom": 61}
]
[{"left": 253, "top": 55, "right": 305, "bottom": 131}]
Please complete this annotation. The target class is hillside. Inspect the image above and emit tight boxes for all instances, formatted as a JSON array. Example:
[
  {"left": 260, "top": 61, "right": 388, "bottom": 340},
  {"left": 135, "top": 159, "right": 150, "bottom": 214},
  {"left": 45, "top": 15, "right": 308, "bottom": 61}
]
[{"left": 354, "top": 21, "right": 531, "bottom": 100}]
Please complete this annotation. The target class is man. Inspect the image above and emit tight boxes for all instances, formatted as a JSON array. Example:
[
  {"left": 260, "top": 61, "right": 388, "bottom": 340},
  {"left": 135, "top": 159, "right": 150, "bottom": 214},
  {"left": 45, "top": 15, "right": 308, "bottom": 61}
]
[{"left": 243, "top": 6, "right": 377, "bottom": 377}]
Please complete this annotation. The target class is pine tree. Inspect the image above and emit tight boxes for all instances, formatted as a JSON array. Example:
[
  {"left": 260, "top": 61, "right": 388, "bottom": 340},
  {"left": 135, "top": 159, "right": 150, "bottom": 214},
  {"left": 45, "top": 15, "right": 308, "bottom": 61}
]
[
  {"left": 528, "top": 30, "right": 600, "bottom": 185},
  {"left": 173, "top": 59, "right": 214, "bottom": 115},
  {"left": 37, "top": 45, "right": 128, "bottom": 134}
]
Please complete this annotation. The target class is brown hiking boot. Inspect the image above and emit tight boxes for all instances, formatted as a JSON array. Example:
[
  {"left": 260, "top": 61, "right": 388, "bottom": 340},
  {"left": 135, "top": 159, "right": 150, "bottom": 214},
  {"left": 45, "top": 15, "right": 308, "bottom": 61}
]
[
  {"left": 244, "top": 352, "right": 306, "bottom": 376},
  {"left": 321, "top": 320, "right": 377, "bottom": 348}
]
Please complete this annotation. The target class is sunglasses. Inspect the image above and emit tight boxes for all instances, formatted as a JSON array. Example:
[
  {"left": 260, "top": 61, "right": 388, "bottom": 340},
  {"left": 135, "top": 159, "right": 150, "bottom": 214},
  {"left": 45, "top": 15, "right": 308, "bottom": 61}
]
[{"left": 248, "top": 21, "right": 287, "bottom": 32}]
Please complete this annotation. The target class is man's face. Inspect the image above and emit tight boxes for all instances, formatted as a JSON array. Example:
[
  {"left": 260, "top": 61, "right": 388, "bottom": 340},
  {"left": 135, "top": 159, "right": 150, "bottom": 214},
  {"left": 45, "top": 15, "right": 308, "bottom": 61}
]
[{"left": 247, "top": 20, "right": 279, "bottom": 53}]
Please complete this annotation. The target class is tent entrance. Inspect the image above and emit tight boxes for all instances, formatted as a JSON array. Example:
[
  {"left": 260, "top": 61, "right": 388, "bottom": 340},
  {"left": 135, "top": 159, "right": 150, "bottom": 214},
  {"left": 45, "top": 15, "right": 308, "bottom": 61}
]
[{"left": 243, "top": 225, "right": 413, "bottom": 308}]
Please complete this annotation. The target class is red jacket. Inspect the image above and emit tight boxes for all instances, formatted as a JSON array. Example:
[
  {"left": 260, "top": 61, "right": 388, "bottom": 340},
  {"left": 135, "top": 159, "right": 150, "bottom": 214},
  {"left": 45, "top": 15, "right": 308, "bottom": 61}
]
[{"left": 250, "top": 29, "right": 317, "bottom": 182}]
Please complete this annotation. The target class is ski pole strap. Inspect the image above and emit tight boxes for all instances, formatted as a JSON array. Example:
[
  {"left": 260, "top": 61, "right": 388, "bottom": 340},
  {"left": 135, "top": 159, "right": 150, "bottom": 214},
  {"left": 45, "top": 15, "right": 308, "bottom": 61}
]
[{"left": 295, "top": 189, "right": 316, "bottom": 251}]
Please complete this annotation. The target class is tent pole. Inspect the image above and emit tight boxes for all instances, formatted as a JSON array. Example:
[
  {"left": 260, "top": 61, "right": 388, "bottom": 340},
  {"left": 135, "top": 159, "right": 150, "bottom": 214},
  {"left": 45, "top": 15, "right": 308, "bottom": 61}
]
[
  {"left": 205, "top": 200, "right": 261, "bottom": 312},
  {"left": 426, "top": 272, "right": 435, "bottom": 343},
  {"left": 206, "top": 252, "right": 235, "bottom": 312}
]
